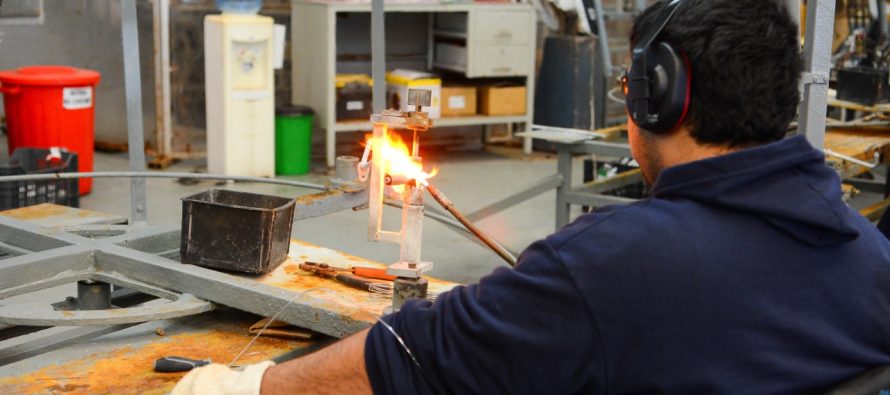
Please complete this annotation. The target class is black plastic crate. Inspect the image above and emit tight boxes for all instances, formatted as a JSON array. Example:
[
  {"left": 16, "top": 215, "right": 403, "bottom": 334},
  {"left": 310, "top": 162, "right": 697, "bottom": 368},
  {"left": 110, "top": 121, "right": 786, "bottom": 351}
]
[
  {"left": 180, "top": 189, "right": 295, "bottom": 274},
  {"left": 0, "top": 148, "right": 79, "bottom": 211}
]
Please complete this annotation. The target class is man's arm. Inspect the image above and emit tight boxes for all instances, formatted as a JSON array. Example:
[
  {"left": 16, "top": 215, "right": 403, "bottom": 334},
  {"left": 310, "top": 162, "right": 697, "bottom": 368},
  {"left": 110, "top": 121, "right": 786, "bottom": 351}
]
[{"left": 260, "top": 328, "right": 372, "bottom": 395}]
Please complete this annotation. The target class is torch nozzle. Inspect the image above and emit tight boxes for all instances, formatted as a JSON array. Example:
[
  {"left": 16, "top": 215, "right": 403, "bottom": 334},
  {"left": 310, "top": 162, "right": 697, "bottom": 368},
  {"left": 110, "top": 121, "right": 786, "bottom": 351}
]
[{"left": 426, "top": 183, "right": 518, "bottom": 267}]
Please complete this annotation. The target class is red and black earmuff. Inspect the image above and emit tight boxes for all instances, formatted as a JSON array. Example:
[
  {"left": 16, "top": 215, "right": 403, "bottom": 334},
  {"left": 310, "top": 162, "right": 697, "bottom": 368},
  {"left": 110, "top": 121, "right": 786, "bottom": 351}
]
[{"left": 623, "top": 0, "right": 691, "bottom": 134}]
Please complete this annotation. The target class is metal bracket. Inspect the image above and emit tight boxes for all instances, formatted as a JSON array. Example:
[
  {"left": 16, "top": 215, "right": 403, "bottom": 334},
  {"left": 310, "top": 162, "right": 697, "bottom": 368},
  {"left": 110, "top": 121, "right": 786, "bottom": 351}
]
[{"left": 801, "top": 72, "right": 830, "bottom": 85}]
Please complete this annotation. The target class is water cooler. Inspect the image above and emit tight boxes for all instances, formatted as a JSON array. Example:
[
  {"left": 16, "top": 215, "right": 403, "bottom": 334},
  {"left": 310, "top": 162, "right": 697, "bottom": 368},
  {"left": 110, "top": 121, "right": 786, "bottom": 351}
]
[{"left": 204, "top": 11, "right": 275, "bottom": 177}]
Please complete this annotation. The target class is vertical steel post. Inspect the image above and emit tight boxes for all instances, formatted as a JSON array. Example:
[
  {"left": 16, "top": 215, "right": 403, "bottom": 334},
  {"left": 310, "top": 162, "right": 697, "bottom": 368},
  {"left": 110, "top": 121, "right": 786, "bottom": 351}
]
[
  {"left": 879, "top": 0, "right": 888, "bottom": 43},
  {"left": 121, "top": 0, "right": 149, "bottom": 225},
  {"left": 371, "top": 0, "right": 386, "bottom": 113},
  {"left": 593, "top": 0, "right": 613, "bottom": 129},
  {"left": 555, "top": 146, "right": 573, "bottom": 230},
  {"left": 797, "top": 0, "right": 836, "bottom": 149}
]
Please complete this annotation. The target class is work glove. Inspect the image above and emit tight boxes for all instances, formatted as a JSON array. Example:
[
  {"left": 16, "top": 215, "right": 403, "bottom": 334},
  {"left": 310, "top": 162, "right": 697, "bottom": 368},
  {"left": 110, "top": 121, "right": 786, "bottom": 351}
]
[{"left": 170, "top": 360, "right": 275, "bottom": 395}]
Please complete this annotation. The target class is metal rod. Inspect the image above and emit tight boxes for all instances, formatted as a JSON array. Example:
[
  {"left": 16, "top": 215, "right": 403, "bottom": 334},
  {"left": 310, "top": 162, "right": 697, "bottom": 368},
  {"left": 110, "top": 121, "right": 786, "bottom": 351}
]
[
  {"left": 121, "top": 0, "right": 149, "bottom": 225},
  {"left": 0, "top": 171, "right": 327, "bottom": 190},
  {"left": 426, "top": 184, "right": 517, "bottom": 267}
]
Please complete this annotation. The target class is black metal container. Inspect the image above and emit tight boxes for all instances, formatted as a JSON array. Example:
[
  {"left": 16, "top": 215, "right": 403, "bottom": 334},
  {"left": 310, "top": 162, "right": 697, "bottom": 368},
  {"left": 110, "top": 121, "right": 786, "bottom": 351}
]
[
  {"left": 837, "top": 67, "right": 890, "bottom": 105},
  {"left": 180, "top": 189, "right": 296, "bottom": 274}
]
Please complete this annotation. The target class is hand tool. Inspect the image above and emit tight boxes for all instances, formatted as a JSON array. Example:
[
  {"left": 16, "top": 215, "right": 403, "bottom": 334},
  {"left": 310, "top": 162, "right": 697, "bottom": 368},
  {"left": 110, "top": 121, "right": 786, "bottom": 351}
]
[
  {"left": 301, "top": 261, "right": 396, "bottom": 281},
  {"left": 154, "top": 356, "right": 212, "bottom": 373},
  {"left": 298, "top": 262, "right": 392, "bottom": 291}
]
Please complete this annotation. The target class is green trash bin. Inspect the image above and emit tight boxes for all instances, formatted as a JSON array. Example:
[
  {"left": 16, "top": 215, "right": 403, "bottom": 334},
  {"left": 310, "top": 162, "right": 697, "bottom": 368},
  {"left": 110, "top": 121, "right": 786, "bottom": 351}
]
[{"left": 275, "top": 106, "right": 314, "bottom": 175}]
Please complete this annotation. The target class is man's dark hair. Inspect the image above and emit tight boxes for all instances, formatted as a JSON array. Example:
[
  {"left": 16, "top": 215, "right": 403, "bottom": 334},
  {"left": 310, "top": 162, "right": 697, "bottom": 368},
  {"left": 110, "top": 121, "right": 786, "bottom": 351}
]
[{"left": 630, "top": 0, "right": 802, "bottom": 147}]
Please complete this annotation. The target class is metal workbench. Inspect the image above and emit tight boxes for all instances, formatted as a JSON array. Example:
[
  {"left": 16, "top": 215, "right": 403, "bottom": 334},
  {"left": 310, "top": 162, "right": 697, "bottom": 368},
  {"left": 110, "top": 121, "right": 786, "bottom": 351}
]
[{"left": 0, "top": 203, "right": 457, "bottom": 393}]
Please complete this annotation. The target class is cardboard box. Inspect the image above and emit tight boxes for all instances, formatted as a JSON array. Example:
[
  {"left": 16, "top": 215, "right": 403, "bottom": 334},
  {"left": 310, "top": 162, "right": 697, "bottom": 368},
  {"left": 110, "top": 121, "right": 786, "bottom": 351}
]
[
  {"left": 335, "top": 74, "right": 373, "bottom": 121},
  {"left": 386, "top": 69, "right": 441, "bottom": 119},
  {"left": 441, "top": 86, "right": 476, "bottom": 116},
  {"left": 479, "top": 85, "right": 526, "bottom": 116}
]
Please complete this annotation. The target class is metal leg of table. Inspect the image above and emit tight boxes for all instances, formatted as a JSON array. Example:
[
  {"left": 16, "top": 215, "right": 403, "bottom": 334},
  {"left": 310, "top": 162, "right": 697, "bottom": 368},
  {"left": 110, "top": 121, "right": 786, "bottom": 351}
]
[{"left": 556, "top": 146, "right": 574, "bottom": 230}]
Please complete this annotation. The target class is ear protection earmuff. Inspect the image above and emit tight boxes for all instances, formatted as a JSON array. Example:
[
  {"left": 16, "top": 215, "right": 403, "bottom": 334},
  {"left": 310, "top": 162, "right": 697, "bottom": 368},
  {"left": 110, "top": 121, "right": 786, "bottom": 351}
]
[{"left": 624, "top": 0, "right": 692, "bottom": 134}]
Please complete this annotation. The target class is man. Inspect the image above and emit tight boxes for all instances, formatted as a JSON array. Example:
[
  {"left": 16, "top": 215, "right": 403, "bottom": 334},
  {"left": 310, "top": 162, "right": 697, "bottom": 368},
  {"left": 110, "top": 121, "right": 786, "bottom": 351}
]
[{"left": 174, "top": 0, "right": 890, "bottom": 393}]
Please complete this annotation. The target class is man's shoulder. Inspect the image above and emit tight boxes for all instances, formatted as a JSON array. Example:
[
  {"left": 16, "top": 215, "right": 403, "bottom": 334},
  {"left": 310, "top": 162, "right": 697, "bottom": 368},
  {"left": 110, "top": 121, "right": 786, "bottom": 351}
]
[{"left": 547, "top": 198, "right": 687, "bottom": 250}]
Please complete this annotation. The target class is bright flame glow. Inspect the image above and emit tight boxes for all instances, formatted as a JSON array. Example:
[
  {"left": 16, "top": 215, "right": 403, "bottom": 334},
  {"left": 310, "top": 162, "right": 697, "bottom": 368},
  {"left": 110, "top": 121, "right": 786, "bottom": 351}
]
[{"left": 367, "top": 133, "right": 437, "bottom": 193}]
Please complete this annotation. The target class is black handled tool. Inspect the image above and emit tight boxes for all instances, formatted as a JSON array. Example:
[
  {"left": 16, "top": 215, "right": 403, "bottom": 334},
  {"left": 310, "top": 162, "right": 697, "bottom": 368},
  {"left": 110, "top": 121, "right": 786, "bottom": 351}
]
[{"left": 154, "top": 356, "right": 212, "bottom": 373}]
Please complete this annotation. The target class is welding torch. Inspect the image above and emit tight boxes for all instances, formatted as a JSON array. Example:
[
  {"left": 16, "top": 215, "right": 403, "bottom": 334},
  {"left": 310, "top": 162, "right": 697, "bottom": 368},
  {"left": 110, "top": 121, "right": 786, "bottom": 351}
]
[{"left": 426, "top": 184, "right": 518, "bottom": 267}]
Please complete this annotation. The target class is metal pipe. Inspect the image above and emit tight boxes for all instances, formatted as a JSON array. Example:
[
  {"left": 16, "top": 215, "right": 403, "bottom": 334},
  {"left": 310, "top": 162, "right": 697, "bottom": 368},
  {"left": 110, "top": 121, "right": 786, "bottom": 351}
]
[
  {"left": 0, "top": 171, "right": 327, "bottom": 190},
  {"left": 426, "top": 183, "right": 518, "bottom": 267}
]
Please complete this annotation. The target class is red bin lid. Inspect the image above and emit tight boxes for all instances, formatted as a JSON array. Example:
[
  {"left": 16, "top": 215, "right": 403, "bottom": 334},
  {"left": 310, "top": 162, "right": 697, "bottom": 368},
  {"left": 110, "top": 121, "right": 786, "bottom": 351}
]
[{"left": 0, "top": 65, "right": 100, "bottom": 86}]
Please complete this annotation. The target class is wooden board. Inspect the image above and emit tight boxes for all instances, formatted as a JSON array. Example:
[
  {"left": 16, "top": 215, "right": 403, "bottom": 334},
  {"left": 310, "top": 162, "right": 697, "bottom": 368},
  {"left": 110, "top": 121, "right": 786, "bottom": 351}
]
[{"left": 825, "top": 129, "right": 890, "bottom": 178}]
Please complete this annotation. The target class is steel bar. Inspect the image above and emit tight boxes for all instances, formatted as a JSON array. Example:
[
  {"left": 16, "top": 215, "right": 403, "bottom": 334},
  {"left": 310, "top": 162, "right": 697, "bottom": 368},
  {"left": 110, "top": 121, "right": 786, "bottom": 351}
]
[
  {"left": 556, "top": 147, "right": 574, "bottom": 229},
  {"left": 121, "top": 0, "right": 149, "bottom": 225},
  {"left": 0, "top": 324, "right": 135, "bottom": 366},
  {"left": 0, "top": 216, "right": 85, "bottom": 249},
  {"left": 575, "top": 168, "right": 643, "bottom": 194},
  {"left": 426, "top": 184, "right": 517, "bottom": 266},
  {"left": 0, "top": 247, "right": 93, "bottom": 294},
  {"left": 0, "top": 171, "right": 327, "bottom": 190},
  {"left": 466, "top": 174, "right": 564, "bottom": 222},
  {"left": 797, "top": 0, "right": 836, "bottom": 148},
  {"left": 371, "top": 0, "right": 385, "bottom": 113},
  {"left": 293, "top": 188, "right": 369, "bottom": 221},
  {"left": 565, "top": 191, "right": 638, "bottom": 207}
]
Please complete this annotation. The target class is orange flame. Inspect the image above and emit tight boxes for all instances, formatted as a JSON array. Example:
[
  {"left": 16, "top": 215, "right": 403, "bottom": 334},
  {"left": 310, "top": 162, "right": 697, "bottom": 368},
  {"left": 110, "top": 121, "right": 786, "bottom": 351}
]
[{"left": 366, "top": 133, "right": 437, "bottom": 192}]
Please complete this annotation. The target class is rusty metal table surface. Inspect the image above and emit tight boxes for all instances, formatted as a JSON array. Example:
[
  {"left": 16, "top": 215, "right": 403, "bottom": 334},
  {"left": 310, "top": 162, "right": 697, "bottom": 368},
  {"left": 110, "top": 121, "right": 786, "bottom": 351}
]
[{"left": 0, "top": 204, "right": 459, "bottom": 394}]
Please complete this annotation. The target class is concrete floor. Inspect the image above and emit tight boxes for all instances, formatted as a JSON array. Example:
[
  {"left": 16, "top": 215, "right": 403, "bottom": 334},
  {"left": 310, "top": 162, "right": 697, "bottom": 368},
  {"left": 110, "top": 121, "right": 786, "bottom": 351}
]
[{"left": 1, "top": 134, "right": 580, "bottom": 284}]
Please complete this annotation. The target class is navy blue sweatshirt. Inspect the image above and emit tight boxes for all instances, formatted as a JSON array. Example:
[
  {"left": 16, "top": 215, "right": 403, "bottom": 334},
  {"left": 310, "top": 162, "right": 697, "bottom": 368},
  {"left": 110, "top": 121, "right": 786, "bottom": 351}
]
[{"left": 365, "top": 135, "right": 890, "bottom": 394}]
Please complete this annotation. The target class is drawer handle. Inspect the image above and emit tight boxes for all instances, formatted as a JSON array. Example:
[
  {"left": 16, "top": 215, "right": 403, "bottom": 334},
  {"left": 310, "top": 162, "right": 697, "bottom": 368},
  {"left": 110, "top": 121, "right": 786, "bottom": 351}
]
[
  {"left": 493, "top": 30, "right": 512, "bottom": 39},
  {"left": 493, "top": 66, "right": 512, "bottom": 73}
]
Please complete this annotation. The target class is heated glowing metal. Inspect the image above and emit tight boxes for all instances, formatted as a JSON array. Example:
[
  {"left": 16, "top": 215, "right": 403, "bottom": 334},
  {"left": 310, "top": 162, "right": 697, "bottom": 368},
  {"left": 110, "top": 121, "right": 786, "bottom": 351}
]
[{"left": 360, "top": 89, "right": 434, "bottom": 311}]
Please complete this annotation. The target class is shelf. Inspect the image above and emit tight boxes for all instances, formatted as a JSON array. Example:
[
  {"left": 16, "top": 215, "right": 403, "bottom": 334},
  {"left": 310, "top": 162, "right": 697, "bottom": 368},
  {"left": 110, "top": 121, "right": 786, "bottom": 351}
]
[
  {"left": 333, "top": 114, "right": 528, "bottom": 132},
  {"left": 432, "top": 61, "right": 467, "bottom": 73},
  {"left": 434, "top": 29, "right": 467, "bottom": 40}
]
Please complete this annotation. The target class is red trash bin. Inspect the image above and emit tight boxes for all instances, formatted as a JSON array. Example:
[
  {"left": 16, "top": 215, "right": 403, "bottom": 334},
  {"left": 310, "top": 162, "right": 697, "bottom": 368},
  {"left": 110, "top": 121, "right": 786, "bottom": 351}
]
[{"left": 0, "top": 65, "right": 101, "bottom": 195}]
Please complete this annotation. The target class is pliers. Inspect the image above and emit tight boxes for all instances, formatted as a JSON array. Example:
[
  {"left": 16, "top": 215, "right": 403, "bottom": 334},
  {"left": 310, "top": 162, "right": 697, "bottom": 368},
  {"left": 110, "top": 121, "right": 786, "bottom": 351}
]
[{"left": 298, "top": 261, "right": 395, "bottom": 292}]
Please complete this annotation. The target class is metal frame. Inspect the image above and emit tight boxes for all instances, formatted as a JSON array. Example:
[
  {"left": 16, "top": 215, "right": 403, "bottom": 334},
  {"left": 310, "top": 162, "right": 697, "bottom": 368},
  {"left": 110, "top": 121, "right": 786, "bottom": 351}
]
[{"left": 0, "top": 216, "right": 372, "bottom": 337}]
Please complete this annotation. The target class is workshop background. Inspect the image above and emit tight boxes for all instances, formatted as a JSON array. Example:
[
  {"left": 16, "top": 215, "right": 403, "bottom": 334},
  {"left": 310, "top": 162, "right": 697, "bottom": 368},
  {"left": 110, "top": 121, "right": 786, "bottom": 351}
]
[{"left": 0, "top": 0, "right": 889, "bottom": 393}]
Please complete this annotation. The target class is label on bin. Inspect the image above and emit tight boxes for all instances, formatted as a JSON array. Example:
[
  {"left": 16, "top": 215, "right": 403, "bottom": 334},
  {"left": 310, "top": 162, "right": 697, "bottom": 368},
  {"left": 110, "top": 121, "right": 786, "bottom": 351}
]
[
  {"left": 62, "top": 87, "right": 93, "bottom": 110},
  {"left": 346, "top": 100, "right": 364, "bottom": 111},
  {"left": 448, "top": 96, "right": 466, "bottom": 109}
]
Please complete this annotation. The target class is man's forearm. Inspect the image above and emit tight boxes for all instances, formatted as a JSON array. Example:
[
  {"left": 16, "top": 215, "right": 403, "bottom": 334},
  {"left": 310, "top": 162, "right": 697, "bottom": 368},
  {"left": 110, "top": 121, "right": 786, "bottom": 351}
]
[{"left": 260, "top": 328, "right": 373, "bottom": 395}]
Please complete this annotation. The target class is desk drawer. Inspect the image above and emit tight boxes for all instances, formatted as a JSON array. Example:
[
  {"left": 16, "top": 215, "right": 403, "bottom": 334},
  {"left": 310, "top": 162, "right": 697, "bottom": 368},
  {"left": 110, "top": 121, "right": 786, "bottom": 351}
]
[
  {"left": 472, "top": 10, "right": 532, "bottom": 45},
  {"left": 470, "top": 44, "right": 532, "bottom": 77}
]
